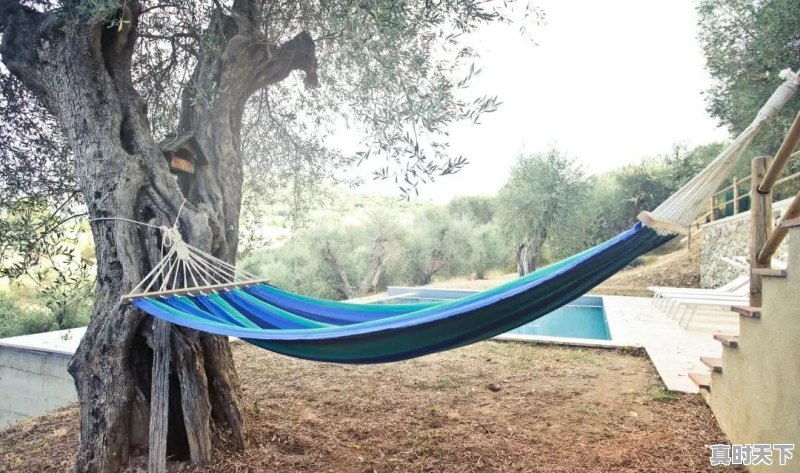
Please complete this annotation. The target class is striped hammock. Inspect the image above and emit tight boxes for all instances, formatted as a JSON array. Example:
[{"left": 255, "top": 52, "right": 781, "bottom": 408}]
[
  {"left": 133, "top": 224, "right": 669, "bottom": 363},
  {"left": 120, "top": 69, "right": 799, "bottom": 364}
]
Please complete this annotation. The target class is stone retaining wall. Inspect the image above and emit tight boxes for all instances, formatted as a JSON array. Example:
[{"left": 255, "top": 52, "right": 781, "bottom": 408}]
[{"left": 700, "top": 198, "right": 793, "bottom": 288}]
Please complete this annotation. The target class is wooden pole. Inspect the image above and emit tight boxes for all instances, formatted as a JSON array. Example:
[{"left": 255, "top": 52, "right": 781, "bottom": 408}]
[
  {"left": 709, "top": 195, "right": 717, "bottom": 221},
  {"left": 750, "top": 156, "right": 773, "bottom": 307},
  {"left": 759, "top": 110, "right": 800, "bottom": 193},
  {"left": 757, "top": 191, "right": 800, "bottom": 265},
  {"left": 732, "top": 176, "right": 740, "bottom": 215},
  {"left": 687, "top": 226, "right": 692, "bottom": 250},
  {"left": 120, "top": 278, "right": 271, "bottom": 304},
  {"left": 148, "top": 319, "right": 171, "bottom": 473}
]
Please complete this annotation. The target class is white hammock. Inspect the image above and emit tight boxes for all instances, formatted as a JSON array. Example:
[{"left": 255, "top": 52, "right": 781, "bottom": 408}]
[{"left": 640, "top": 68, "right": 800, "bottom": 233}]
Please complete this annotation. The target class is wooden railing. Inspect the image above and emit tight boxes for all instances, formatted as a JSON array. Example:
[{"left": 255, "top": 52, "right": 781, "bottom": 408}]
[
  {"left": 749, "top": 110, "right": 800, "bottom": 306},
  {"left": 700, "top": 155, "right": 800, "bottom": 223},
  {"left": 686, "top": 149, "right": 800, "bottom": 250}
]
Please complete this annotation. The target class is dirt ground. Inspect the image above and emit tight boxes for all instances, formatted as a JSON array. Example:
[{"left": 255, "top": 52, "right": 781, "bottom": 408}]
[{"left": 0, "top": 341, "right": 740, "bottom": 473}]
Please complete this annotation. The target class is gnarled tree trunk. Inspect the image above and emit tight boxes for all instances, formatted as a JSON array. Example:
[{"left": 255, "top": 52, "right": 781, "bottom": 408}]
[
  {"left": 0, "top": 1, "right": 317, "bottom": 471},
  {"left": 516, "top": 209, "right": 552, "bottom": 275}
]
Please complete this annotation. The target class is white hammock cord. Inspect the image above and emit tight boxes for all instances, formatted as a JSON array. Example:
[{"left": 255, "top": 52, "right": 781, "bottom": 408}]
[
  {"left": 90, "top": 201, "right": 263, "bottom": 299},
  {"left": 647, "top": 68, "right": 800, "bottom": 230}
]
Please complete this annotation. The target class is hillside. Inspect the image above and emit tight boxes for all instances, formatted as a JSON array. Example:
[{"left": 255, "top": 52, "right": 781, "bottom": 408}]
[
  {"left": 381, "top": 236, "right": 702, "bottom": 298},
  {"left": 593, "top": 237, "right": 701, "bottom": 297}
]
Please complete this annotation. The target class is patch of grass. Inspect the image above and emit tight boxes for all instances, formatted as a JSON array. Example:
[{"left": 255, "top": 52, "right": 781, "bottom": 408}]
[
  {"left": 574, "top": 404, "right": 596, "bottom": 416},
  {"left": 560, "top": 350, "right": 596, "bottom": 364},
  {"left": 434, "top": 376, "right": 455, "bottom": 390},
  {"left": 412, "top": 375, "right": 460, "bottom": 391},
  {"left": 618, "top": 345, "right": 647, "bottom": 357},
  {"left": 649, "top": 387, "right": 680, "bottom": 403}
]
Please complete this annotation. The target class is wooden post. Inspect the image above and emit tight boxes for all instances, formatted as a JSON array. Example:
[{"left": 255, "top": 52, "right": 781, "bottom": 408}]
[
  {"left": 732, "top": 176, "right": 740, "bottom": 215},
  {"left": 710, "top": 196, "right": 717, "bottom": 221},
  {"left": 687, "top": 226, "right": 692, "bottom": 250},
  {"left": 750, "top": 156, "right": 773, "bottom": 307},
  {"left": 759, "top": 110, "right": 800, "bottom": 193},
  {"left": 149, "top": 319, "right": 171, "bottom": 473},
  {"left": 758, "top": 191, "right": 800, "bottom": 264}
]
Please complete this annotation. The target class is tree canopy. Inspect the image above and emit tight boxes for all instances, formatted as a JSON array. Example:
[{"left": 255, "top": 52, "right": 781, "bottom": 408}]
[
  {"left": 496, "top": 149, "right": 586, "bottom": 274},
  {"left": 698, "top": 0, "right": 800, "bottom": 154},
  {"left": 0, "top": 0, "right": 541, "bottom": 278}
]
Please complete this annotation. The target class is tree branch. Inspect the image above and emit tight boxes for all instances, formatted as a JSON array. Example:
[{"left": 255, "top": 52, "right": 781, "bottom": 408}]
[
  {"left": 0, "top": 0, "right": 27, "bottom": 32},
  {"left": 248, "top": 31, "right": 319, "bottom": 93},
  {"left": 0, "top": 0, "right": 50, "bottom": 99},
  {"left": 322, "top": 241, "right": 354, "bottom": 299}
]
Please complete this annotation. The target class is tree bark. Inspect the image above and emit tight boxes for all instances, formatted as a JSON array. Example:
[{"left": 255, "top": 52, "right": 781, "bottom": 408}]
[
  {"left": 322, "top": 241, "right": 355, "bottom": 299},
  {"left": 358, "top": 235, "right": 388, "bottom": 295},
  {"left": 322, "top": 235, "right": 388, "bottom": 299},
  {"left": 0, "top": 2, "right": 317, "bottom": 472},
  {"left": 516, "top": 210, "right": 551, "bottom": 275}
]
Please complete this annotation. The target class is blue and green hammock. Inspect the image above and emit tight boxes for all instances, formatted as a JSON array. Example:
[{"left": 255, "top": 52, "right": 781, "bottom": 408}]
[
  {"left": 124, "top": 70, "right": 800, "bottom": 364},
  {"left": 131, "top": 224, "right": 670, "bottom": 363}
]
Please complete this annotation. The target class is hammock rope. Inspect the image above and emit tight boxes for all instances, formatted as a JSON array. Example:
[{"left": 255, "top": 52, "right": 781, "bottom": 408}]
[{"left": 642, "top": 68, "right": 800, "bottom": 232}]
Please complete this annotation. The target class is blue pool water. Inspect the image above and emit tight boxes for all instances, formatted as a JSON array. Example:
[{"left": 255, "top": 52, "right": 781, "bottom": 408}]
[{"left": 376, "top": 292, "right": 610, "bottom": 341}]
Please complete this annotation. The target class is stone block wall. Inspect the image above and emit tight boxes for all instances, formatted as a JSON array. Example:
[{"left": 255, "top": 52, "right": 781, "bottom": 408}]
[{"left": 700, "top": 198, "right": 793, "bottom": 288}]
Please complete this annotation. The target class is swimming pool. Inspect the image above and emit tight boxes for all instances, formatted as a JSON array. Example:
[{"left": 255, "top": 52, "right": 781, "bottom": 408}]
[{"left": 377, "top": 290, "right": 611, "bottom": 341}]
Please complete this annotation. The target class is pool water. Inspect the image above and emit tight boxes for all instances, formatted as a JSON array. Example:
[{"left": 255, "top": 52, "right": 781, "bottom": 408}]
[
  {"left": 504, "top": 302, "right": 610, "bottom": 340},
  {"left": 376, "top": 293, "right": 610, "bottom": 341}
]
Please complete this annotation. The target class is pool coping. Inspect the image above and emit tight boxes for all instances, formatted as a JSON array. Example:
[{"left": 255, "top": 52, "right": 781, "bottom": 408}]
[{"left": 493, "top": 332, "right": 630, "bottom": 349}]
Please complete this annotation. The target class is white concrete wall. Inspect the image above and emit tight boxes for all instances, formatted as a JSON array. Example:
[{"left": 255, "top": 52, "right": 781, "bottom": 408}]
[
  {"left": 708, "top": 224, "right": 800, "bottom": 473},
  {"left": 0, "top": 327, "right": 83, "bottom": 427},
  {"left": 0, "top": 345, "right": 77, "bottom": 427}
]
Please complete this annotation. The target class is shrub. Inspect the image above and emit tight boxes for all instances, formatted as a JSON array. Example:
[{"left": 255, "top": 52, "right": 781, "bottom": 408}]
[{"left": 0, "top": 292, "right": 57, "bottom": 337}]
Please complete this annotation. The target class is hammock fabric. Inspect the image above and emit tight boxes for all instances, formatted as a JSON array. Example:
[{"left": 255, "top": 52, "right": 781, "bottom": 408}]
[{"left": 133, "top": 224, "right": 671, "bottom": 363}]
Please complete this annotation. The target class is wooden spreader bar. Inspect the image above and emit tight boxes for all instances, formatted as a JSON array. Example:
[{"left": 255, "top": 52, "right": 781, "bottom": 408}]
[{"left": 120, "top": 278, "right": 272, "bottom": 304}]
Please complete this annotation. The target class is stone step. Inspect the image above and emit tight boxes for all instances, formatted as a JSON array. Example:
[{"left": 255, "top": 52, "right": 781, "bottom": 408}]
[
  {"left": 700, "top": 356, "right": 723, "bottom": 373},
  {"left": 689, "top": 373, "right": 711, "bottom": 392},
  {"left": 732, "top": 306, "right": 762, "bottom": 319},
  {"left": 752, "top": 268, "right": 787, "bottom": 278},
  {"left": 714, "top": 334, "right": 739, "bottom": 348}
]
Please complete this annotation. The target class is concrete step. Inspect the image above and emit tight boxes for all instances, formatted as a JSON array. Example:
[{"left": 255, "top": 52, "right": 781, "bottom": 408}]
[
  {"left": 689, "top": 372, "right": 711, "bottom": 392},
  {"left": 732, "top": 306, "right": 762, "bottom": 319},
  {"left": 714, "top": 334, "right": 739, "bottom": 348},
  {"left": 700, "top": 356, "right": 723, "bottom": 373},
  {"left": 752, "top": 268, "right": 787, "bottom": 278}
]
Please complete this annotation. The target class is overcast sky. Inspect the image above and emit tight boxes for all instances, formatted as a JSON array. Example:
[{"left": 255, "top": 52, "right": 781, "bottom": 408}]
[{"left": 352, "top": 0, "right": 729, "bottom": 202}]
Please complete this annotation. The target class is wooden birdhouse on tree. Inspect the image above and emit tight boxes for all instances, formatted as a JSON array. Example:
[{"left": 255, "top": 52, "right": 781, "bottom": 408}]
[
  {"left": 159, "top": 132, "right": 208, "bottom": 175},
  {"left": 159, "top": 132, "right": 208, "bottom": 194}
]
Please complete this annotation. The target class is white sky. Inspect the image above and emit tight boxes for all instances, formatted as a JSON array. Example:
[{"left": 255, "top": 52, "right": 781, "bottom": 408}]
[{"left": 351, "top": 0, "right": 729, "bottom": 202}]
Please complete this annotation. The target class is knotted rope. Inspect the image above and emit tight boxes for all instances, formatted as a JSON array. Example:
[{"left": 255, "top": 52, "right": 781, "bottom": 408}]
[{"left": 90, "top": 201, "right": 262, "bottom": 301}]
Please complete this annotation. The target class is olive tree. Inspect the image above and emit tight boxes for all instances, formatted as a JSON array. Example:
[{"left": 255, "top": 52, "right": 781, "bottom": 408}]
[
  {"left": 497, "top": 149, "right": 586, "bottom": 275},
  {"left": 0, "top": 0, "right": 538, "bottom": 471}
]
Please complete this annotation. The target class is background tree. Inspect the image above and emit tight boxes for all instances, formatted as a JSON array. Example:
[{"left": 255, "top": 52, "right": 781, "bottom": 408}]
[
  {"left": 447, "top": 195, "right": 497, "bottom": 224},
  {"left": 698, "top": 0, "right": 800, "bottom": 155},
  {"left": 497, "top": 149, "right": 587, "bottom": 275},
  {"left": 0, "top": 1, "right": 538, "bottom": 471},
  {"left": 401, "top": 209, "right": 479, "bottom": 285}
]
